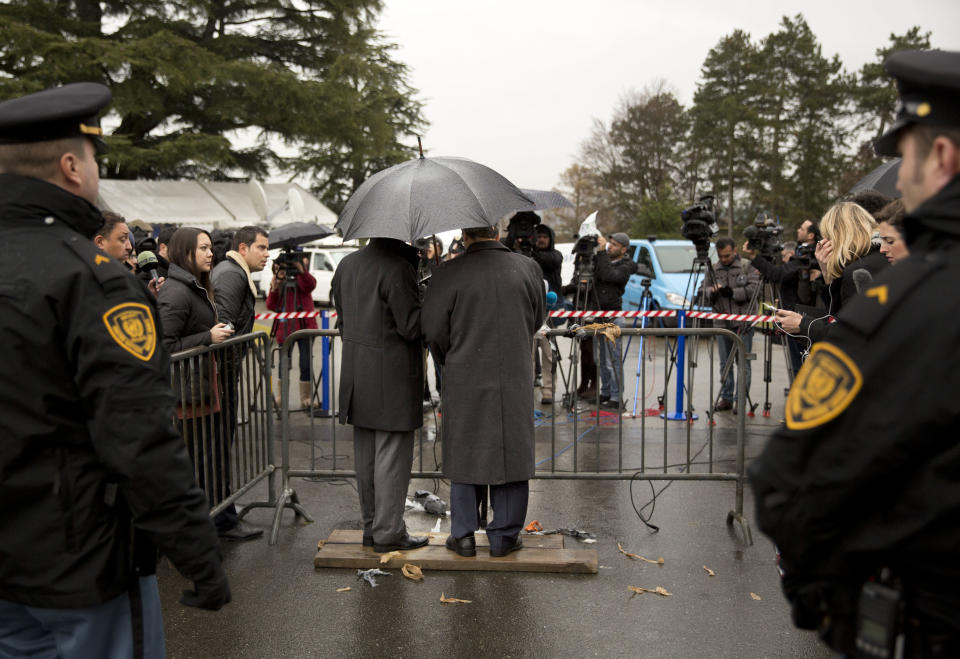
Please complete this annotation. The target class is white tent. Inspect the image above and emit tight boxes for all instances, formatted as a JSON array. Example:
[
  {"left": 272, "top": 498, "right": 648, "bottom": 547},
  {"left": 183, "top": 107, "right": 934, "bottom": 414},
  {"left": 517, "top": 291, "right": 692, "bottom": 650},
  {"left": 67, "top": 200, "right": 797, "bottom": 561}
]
[{"left": 96, "top": 180, "right": 336, "bottom": 230}]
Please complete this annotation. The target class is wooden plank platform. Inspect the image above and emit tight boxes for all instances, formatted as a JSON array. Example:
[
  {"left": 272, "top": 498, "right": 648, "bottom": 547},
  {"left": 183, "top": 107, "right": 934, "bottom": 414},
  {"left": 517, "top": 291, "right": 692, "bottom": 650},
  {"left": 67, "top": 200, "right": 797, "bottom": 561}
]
[{"left": 315, "top": 530, "right": 598, "bottom": 574}]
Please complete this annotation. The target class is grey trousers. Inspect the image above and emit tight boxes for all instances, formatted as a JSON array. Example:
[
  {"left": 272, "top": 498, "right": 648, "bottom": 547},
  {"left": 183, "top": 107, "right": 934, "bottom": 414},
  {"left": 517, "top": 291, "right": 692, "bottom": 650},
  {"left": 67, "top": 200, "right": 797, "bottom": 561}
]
[{"left": 353, "top": 427, "right": 414, "bottom": 545}]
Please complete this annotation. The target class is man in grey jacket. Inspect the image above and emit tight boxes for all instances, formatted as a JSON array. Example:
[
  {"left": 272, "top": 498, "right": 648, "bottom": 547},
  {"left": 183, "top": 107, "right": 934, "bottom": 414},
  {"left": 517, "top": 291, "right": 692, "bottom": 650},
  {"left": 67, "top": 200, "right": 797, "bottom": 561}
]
[
  {"left": 332, "top": 238, "right": 429, "bottom": 553},
  {"left": 699, "top": 237, "right": 761, "bottom": 412},
  {"left": 211, "top": 225, "right": 269, "bottom": 540}
]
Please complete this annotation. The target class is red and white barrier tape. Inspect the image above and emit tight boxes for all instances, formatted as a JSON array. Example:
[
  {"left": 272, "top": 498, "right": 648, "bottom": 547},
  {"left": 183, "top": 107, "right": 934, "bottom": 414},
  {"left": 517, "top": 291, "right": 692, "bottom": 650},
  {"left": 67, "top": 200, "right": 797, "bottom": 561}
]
[
  {"left": 547, "top": 309, "right": 776, "bottom": 323},
  {"left": 254, "top": 309, "right": 780, "bottom": 323},
  {"left": 255, "top": 311, "right": 324, "bottom": 320}
]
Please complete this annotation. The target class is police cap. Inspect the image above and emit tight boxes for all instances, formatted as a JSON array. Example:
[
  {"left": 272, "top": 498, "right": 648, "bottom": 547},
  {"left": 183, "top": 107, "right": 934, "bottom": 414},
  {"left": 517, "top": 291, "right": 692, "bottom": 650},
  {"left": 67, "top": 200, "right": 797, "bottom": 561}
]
[
  {"left": 875, "top": 50, "right": 960, "bottom": 157},
  {"left": 0, "top": 82, "right": 111, "bottom": 154}
]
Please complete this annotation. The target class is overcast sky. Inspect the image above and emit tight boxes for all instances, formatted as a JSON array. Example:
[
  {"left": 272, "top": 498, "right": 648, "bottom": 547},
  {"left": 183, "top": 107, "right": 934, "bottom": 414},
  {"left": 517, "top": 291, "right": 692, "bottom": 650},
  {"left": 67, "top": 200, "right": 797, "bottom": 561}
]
[{"left": 377, "top": 0, "right": 960, "bottom": 193}]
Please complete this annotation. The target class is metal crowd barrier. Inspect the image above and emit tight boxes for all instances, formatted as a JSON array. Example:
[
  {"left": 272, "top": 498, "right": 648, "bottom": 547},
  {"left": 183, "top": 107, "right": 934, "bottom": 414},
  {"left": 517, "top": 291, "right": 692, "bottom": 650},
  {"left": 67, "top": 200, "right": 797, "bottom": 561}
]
[
  {"left": 272, "top": 324, "right": 753, "bottom": 546},
  {"left": 170, "top": 331, "right": 277, "bottom": 524}
]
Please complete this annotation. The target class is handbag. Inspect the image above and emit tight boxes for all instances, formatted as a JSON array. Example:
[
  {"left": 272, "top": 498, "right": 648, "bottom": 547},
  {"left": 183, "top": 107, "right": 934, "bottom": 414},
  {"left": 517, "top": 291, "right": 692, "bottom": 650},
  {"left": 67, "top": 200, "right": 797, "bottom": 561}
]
[{"left": 173, "top": 352, "right": 221, "bottom": 419}]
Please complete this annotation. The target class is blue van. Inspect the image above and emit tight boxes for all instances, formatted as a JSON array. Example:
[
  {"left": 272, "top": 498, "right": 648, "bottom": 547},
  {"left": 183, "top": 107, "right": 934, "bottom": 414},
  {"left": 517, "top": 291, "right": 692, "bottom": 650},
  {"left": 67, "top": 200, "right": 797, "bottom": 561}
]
[{"left": 622, "top": 239, "right": 716, "bottom": 312}]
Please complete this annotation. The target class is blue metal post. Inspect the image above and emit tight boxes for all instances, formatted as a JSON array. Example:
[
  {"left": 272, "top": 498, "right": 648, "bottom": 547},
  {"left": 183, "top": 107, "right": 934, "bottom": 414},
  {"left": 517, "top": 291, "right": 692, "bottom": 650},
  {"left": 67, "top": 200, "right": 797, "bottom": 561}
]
[
  {"left": 664, "top": 310, "right": 697, "bottom": 421},
  {"left": 321, "top": 311, "right": 331, "bottom": 412}
]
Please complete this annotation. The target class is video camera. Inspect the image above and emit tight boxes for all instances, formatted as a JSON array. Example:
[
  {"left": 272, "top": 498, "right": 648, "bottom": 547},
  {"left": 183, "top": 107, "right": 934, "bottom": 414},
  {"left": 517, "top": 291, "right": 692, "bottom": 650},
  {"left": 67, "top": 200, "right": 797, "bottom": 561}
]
[
  {"left": 680, "top": 195, "right": 719, "bottom": 259},
  {"left": 275, "top": 246, "right": 305, "bottom": 277},
  {"left": 506, "top": 211, "right": 540, "bottom": 257},
  {"left": 744, "top": 214, "right": 784, "bottom": 259}
]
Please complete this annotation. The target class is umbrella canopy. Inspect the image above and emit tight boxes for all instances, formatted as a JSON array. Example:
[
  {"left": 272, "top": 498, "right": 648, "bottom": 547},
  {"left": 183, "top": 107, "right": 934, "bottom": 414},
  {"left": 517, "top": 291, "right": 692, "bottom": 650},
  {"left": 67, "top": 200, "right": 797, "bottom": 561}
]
[
  {"left": 269, "top": 221, "right": 334, "bottom": 249},
  {"left": 849, "top": 159, "right": 901, "bottom": 198},
  {"left": 520, "top": 188, "right": 574, "bottom": 210},
  {"left": 336, "top": 156, "right": 535, "bottom": 243}
]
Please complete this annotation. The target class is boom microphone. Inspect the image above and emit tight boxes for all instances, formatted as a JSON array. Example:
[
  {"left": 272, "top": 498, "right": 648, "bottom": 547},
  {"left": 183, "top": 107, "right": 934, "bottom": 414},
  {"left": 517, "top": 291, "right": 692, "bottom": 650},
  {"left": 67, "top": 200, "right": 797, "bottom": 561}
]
[
  {"left": 852, "top": 268, "right": 873, "bottom": 294},
  {"left": 137, "top": 250, "right": 160, "bottom": 282}
]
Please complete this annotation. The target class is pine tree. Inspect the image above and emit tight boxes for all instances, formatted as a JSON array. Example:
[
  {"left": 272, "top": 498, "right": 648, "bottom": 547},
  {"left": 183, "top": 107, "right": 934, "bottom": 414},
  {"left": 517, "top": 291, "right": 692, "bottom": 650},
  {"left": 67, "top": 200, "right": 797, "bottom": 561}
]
[
  {"left": 752, "top": 15, "right": 851, "bottom": 225},
  {"left": 0, "top": 0, "right": 426, "bottom": 211},
  {"left": 689, "top": 29, "right": 760, "bottom": 236}
]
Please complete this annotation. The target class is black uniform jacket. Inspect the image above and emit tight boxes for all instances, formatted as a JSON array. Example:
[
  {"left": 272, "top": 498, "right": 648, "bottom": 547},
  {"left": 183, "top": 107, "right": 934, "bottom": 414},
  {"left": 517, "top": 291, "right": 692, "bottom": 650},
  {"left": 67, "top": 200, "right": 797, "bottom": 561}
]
[
  {"left": 749, "top": 174, "right": 960, "bottom": 629},
  {"left": 332, "top": 238, "right": 424, "bottom": 432},
  {"left": 422, "top": 240, "right": 546, "bottom": 484},
  {"left": 0, "top": 175, "right": 223, "bottom": 608}
]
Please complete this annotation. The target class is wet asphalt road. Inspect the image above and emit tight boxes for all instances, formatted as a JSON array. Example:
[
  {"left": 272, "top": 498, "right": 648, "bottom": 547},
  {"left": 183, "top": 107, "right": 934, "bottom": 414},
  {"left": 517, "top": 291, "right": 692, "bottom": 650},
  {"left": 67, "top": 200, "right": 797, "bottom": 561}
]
[{"left": 158, "top": 318, "right": 830, "bottom": 658}]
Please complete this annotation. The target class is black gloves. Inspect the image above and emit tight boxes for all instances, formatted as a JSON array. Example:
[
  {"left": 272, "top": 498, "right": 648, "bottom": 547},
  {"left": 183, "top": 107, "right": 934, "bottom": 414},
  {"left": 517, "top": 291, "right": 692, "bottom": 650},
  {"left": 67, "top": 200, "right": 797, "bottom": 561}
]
[
  {"left": 180, "top": 570, "right": 232, "bottom": 611},
  {"left": 716, "top": 286, "right": 734, "bottom": 298}
]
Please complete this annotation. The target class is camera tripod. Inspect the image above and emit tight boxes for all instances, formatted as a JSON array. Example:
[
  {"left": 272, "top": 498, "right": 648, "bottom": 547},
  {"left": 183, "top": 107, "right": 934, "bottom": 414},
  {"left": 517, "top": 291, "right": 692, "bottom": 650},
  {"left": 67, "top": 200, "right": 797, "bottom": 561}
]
[
  {"left": 751, "top": 275, "right": 795, "bottom": 417},
  {"left": 560, "top": 259, "right": 605, "bottom": 412}
]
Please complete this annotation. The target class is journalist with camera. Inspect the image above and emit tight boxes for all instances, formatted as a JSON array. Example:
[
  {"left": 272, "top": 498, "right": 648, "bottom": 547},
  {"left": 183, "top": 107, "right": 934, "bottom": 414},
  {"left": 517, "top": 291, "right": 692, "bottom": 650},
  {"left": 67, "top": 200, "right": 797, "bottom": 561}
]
[
  {"left": 750, "top": 49, "right": 960, "bottom": 657},
  {"left": 266, "top": 249, "right": 318, "bottom": 409},
  {"left": 698, "top": 238, "right": 760, "bottom": 412},
  {"left": 590, "top": 232, "right": 638, "bottom": 410},
  {"left": 741, "top": 218, "right": 818, "bottom": 379},
  {"left": 501, "top": 210, "right": 541, "bottom": 257}
]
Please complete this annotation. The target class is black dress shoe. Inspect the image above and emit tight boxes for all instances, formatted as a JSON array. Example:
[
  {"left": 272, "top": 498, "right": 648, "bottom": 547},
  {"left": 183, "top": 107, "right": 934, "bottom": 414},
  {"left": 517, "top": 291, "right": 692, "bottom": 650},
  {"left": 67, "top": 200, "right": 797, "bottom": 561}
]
[
  {"left": 218, "top": 521, "right": 264, "bottom": 541},
  {"left": 444, "top": 534, "right": 476, "bottom": 557},
  {"left": 373, "top": 533, "right": 429, "bottom": 553},
  {"left": 490, "top": 535, "right": 523, "bottom": 557},
  {"left": 362, "top": 534, "right": 373, "bottom": 547}
]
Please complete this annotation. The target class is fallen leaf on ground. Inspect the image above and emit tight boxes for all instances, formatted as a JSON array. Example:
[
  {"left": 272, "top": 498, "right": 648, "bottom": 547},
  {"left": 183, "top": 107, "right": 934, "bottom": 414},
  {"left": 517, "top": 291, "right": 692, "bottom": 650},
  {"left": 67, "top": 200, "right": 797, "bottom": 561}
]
[
  {"left": 379, "top": 551, "right": 401, "bottom": 565},
  {"left": 617, "top": 543, "right": 665, "bottom": 565},
  {"left": 317, "top": 540, "right": 325, "bottom": 549},
  {"left": 401, "top": 564, "right": 424, "bottom": 581},
  {"left": 336, "top": 587, "right": 351, "bottom": 593},
  {"left": 628, "top": 585, "right": 672, "bottom": 597},
  {"left": 440, "top": 592, "right": 472, "bottom": 604},
  {"left": 750, "top": 592, "right": 762, "bottom": 601},
  {"left": 703, "top": 566, "right": 716, "bottom": 577}
]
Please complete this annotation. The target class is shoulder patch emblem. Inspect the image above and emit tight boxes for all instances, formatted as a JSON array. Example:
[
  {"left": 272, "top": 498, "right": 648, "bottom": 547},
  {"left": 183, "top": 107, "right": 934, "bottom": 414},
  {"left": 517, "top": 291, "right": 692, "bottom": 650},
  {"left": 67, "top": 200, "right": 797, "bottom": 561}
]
[
  {"left": 102, "top": 303, "right": 156, "bottom": 361},
  {"left": 865, "top": 285, "right": 888, "bottom": 305},
  {"left": 95, "top": 254, "right": 111, "bottom": 265},
  {"left": 786, "top": 342, "right": 862, "bottom": 430}
]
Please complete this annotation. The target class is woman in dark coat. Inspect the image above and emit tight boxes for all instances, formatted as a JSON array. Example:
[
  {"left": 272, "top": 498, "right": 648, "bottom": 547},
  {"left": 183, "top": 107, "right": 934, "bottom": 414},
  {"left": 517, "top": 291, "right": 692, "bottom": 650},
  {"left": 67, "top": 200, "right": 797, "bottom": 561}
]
[{"left": 157, "top": 228, "right": 261, "bottom": 540}]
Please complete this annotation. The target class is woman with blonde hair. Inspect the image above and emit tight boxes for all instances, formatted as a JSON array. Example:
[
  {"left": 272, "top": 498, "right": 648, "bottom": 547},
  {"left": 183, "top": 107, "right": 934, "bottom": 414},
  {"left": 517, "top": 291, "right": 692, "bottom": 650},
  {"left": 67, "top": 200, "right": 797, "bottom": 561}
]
[
  {"left": 775, "top": 201, "right": 888, "bottom": 344},
  {"left": 810, "top": 202, "right": 888, "bottom": 314}
]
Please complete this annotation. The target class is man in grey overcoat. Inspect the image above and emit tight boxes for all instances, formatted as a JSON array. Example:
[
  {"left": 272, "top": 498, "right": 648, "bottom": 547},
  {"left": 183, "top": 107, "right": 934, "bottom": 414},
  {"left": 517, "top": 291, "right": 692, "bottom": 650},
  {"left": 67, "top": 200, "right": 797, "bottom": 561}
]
[
  {"left": 332, "top": 238, "right": 429, "bottom": 553},
  {"left": 422, "top": 225, "right": 546, "bottom": 557}
]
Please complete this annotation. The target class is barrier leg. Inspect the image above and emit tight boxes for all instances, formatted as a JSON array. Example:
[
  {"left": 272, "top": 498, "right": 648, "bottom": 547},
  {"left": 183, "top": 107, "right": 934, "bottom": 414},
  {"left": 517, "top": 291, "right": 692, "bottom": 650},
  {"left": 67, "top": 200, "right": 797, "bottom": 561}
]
[{"left": 269, "top": 342, "right": 315, "bottom": 545}]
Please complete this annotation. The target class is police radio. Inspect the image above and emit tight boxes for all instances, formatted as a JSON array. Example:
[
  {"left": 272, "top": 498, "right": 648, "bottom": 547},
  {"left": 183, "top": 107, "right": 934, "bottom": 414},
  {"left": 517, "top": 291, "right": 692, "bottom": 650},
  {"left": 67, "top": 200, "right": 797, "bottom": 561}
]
[{"left": 855, "top": 580, "right": 903, "bottom": 658}]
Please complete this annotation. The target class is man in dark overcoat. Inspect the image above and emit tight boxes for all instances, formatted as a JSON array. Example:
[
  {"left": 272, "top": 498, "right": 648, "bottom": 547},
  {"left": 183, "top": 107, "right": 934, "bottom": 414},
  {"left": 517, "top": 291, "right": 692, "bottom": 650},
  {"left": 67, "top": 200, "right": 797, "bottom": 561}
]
[
  {"left": 332, "top": 238, "right": 429, "bottom": 553},
  {"left": 422, "top": 225, "right": 546, "bottom": 557}
]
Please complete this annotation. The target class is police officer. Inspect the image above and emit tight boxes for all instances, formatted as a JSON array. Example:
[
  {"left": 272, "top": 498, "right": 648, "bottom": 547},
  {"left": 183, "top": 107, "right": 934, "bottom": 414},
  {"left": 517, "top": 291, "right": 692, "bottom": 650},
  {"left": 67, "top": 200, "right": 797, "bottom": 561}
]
[
  {"left": 0, "top": 84, "right": 229, "bottom": 657},
  {"left": 749, "top": 50, "right": 960, "bottom": 657}
]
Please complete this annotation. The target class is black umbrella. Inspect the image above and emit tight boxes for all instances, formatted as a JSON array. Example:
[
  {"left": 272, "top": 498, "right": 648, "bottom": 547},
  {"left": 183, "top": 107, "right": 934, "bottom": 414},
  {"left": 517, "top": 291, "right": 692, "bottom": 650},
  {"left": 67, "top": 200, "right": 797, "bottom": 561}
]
[
  {"left": 268, "top": 221, "right": 334, "bottom": 249},
  {"left": 336, "top": 155, "right": 535, "bottom": 243},
  {"left": 849, "top": 159, "right": 901, "bottom": 198},
  {"left": 520, "top": 188, "right": 574, "bottom": 211}
]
